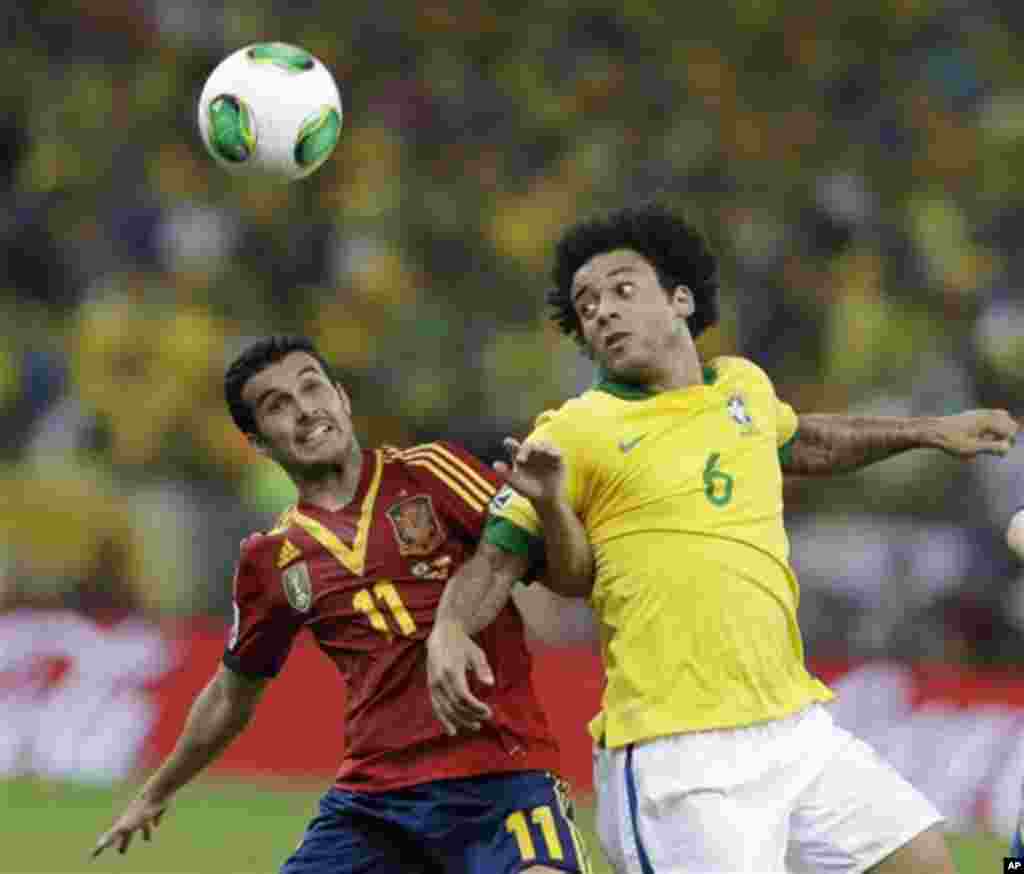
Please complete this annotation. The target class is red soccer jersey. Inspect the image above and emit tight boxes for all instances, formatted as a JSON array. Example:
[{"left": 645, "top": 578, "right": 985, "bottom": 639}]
[{"left": 223, "top": 441, "right": 561, "bottom": 791}]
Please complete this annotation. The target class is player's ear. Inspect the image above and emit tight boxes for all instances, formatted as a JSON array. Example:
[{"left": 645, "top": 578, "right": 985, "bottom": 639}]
[
  {"left": 672, "top": 285, "right": 694, "bottom": 318},
  {"left": 334, "top": 382, "right": 352, "bottom": 416},
  {"left": 247, "top": 432, "right": 270, "bottom": 457}
]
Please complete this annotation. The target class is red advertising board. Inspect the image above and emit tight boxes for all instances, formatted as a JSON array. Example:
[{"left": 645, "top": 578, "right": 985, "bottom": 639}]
[
  {"left": 144, "top": 616, "right": 605, "bottom": 793},
  {"left": 4, "top": 610, "right": 1024, "bottom": 839}
]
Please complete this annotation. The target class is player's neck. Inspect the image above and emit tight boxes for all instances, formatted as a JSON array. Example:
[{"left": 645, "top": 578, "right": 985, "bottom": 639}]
[
  {"left": 295, "top": 440, "right": 364, "bottom": 511},
  {"left": 645, "top": 340, "right": 704, "bottom": 394}
]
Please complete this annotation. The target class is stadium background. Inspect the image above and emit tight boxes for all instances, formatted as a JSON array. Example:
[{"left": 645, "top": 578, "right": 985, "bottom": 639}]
[{"left": 3, "top": 0, "right": 1024, "bottom": 871}]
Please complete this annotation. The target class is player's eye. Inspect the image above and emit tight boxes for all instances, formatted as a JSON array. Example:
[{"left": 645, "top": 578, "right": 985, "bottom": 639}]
[
  {"left": 577, "top": 297, "right": 597, "bottom": 319},
  {"left": 305, "top": 376, "right": 333, "bottom": 395},
  {"left": 616, "top": 281, "right": 634, "bottom": 296}
]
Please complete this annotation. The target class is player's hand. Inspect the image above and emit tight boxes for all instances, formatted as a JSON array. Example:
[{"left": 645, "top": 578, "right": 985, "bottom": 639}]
[
  {"left": 932, "top": 410, "right": 1019, "bottom": 458},
  {"left": 91, "top": 796, "right": 168, "bottom": 859},
  {"left": 493, "top": 437, "right": 565, "bottom": 507},
  {"left": 426, "top": 619, "right": 493, "bottom": 735}
]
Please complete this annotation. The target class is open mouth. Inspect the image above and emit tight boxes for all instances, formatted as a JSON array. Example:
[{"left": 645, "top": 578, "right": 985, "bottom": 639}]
[
  {"left": 298, "top": 421, "right": 333, "bottom": 445},
  {"left": 605, "top": 332, "right": 630, "bottom": 349}
]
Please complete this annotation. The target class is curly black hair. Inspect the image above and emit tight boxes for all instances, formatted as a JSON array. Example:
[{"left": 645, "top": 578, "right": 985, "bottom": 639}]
[
  {"left": 224, "top": 335, "right": 334, "bottom": 435},
  {"left": 548, "top": 203, "right": 720, "bottom": 345}
]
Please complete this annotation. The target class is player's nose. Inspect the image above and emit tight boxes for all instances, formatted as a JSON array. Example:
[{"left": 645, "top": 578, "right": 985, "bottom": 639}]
[
  {"left": 295, "top": 396, "right": 322, "bottom": 419},
  {"left": 595, "top": 299, "right": 618, "bottom": 327}
]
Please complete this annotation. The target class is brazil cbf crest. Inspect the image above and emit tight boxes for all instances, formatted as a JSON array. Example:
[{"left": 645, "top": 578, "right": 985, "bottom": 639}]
[
  {"left": 728, "top": 394, "right": 758, "bottom": 435},
  {"left": 281, "top": 561, "right": 313, "bottom": 612},
  {"left": 386, "top": 495, "right": 447, "bottom": 556}
]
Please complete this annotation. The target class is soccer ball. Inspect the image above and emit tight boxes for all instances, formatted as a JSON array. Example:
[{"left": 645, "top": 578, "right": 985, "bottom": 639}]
[{"left": 197, "top": 42, "right": 343, "bottom": 182}]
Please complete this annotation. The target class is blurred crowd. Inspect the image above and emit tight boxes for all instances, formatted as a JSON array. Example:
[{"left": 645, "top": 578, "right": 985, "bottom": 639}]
[{"left": 2, "top": 0, "right": 1024, "bottom": 663}]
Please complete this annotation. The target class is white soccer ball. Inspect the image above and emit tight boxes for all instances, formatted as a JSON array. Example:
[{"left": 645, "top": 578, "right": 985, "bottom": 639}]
[
  {"left": 1009, "top": 508, "right": 1024, "bottom": 560},
  {"left": 197, "top": 42, "right": 343, "bottom": 182}
]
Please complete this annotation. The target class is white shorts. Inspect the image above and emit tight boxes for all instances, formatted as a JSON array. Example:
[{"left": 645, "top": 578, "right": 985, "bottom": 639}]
[{"left": 593, "top": 703, "right": 943, "bottom": 874}]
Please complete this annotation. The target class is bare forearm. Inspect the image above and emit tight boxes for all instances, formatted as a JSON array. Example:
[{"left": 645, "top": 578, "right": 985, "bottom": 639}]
[
  {"left": 436, "top": 543, "right": 522, "bottom": 635},
  {"left": 140, "top": 672, "right": 257, "bottom": 803},
  {"left": 513, "top": 583, "right": 599, "bottom": 649},
  {"left": 533, "top": 499, "right": 594, "bottom": 598},
  {"left": 467, "top": 570, "right": 516, "bottom": 635},
  {"left": 784, "top": 414, "right": 941, "bottom": 476}
]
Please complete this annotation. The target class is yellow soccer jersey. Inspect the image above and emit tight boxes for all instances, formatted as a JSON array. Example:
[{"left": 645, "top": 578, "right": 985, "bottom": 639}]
[{"left": 485, "top": 356, "right": 833, "bottom": 748}]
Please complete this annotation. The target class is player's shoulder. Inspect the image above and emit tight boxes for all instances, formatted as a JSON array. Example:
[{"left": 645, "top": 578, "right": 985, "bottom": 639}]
[
  {"left": 385, "top": 440, "right": 499, "bottom": 495},
  {"left": 386, "top": 439, "right": 481, "bottom": 465},
  {"left": 709, "top": 355, "right": 774, "bottom": 390},
  {"left": 238, "top": 507, "right": 298, "bottom": 569},
  {"left": 385, "top": 440, "right": 489, "bottom": 475},
  {"left": 530, "top": 392, "right": 608, "bottom": 435}
]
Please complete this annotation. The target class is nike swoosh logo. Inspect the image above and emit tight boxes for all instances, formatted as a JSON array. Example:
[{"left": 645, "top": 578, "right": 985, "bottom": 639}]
[{"left": 618, "top": 434, "right": 646, "bottom": 453}]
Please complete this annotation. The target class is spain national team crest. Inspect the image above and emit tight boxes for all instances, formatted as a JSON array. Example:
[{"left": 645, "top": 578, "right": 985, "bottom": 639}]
[
  {"left": 386, "top": 495, "right": 447, "bottom": 556},
  {"left": 281, "top": 561, "right": 313, "bottom": 612}
]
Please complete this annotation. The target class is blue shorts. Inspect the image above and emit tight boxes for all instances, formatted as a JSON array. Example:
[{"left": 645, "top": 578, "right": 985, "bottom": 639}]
[
  {"left": 1011, "top": 822, "right": 1024, "bottom": 858},
  {"left": 279, "top": 770, "right": 590, "bottom": 874}
]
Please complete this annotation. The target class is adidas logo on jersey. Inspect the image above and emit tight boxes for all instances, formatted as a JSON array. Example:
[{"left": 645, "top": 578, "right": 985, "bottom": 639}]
[{"left": 277, "top": 539, "right": 301, "bottom": 568}]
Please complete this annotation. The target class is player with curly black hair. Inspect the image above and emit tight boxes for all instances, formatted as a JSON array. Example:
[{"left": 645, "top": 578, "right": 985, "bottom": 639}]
[
  {"left": 547, "top": 203, "right": 719, "bottom": 346},
  {"left": 429, "top": 202, "right": 1018, "bottom": 874}
]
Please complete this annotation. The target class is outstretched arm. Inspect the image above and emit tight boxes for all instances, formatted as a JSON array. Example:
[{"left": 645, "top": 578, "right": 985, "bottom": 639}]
[
  {"left": 783, "top": 410, "right": 1019, "bottom": 477},
  {"left": 92, "top": 665, "right": 266, "bottom": 859}
]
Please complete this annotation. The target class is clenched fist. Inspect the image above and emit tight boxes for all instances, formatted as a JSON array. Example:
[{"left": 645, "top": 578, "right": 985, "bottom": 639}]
[{"left": 932, "top": 410, "right": 1019, "bottom": 458}]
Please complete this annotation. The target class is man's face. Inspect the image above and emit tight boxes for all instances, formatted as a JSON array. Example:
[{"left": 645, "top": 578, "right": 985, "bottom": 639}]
[
  {"left": 241, "top": 351, "right": 354, "bottom": 473},
  {"left": 571, "top": 249, "right": 693, "bottom": 382}
]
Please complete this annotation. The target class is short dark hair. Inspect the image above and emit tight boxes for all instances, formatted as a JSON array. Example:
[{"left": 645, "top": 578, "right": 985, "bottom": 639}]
[
  {"left": 224, "top": 335, "right": 333, "bottom": 435},
  {"left": 548, "top": 203, "right": 720, "bottom": 344}
]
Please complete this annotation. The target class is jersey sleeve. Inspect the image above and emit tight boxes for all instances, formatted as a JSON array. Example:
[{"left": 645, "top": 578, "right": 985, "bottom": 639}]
[
  {"left": 222, "top": 534, "right": 305, "bottom": 679},
  {"left": 402, "top": 441, "right": 501, "bottom": 541},
  {"left": 770, "top": 374, "right": 800, "bottom": 467},
  {"left": 722, "top": 356, "right": 800, "bottom": 463},
  {"left": 776, "top": 396, "right": 799, "bottom": 448},
  {"left": 483, "top": 408, "right": 586, "bottom": 562}
]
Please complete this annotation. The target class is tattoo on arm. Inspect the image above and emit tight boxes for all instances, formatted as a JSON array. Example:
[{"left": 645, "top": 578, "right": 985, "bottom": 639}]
[{"left": 783, "top": 414, "right": 938, "bottom": 476}]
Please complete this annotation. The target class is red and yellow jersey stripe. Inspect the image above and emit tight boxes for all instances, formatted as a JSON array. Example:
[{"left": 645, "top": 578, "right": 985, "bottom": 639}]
[{"left": 398, "top": 442, "right": 497, "bottom": 516}]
